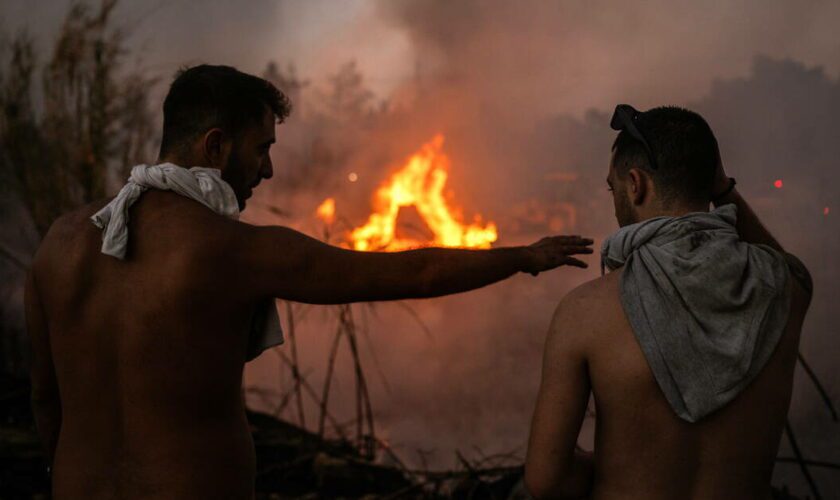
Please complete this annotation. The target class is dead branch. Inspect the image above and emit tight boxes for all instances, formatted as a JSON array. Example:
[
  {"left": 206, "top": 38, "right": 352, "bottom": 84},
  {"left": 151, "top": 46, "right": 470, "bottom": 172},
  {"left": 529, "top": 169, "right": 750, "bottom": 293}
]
[
  {"left": 797, "top": 352, "right": 838, "bottom": 421},
  {"left": 283, "top": 301, "right": 306, "bottom": 428},
  {"left": 273, "top": 349, "right": 349, "bottom": 442},
  {"left": 317, "top": 322, "right": 344, "bottom": 437},
  {"left": 784, "top": 420, "right": 822, "bottom": 500}
]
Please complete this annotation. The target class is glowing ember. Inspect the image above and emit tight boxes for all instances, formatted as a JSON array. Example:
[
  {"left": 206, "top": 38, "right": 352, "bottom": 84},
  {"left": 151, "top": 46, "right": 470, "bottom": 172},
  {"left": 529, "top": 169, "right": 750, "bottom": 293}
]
[
  {"left": 774, "top": 179, "right": 783, "bottom": 189},
  {"left": 316, "top": 197, "right": 336, "bottom": 225},
  {"left": 346, "top": 134, "right": 497, "bottom": 252}
]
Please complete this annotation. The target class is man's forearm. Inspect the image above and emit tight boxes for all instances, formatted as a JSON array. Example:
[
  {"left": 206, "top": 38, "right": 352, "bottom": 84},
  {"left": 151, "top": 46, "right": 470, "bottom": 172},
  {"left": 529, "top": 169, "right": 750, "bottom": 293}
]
[
  {"left": 407, "top": 246, "right": 527, "bottom": 299},
  {"left": 350, "top": 246, "right": 527, "bottom": 302},
  {"left": 713, "top": 187, "right": 783, "bottom": 252}
]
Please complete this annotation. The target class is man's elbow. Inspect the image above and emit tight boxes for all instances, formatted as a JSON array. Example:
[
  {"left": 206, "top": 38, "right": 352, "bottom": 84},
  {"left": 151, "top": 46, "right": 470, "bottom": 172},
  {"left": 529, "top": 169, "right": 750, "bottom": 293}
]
[
  {"left": 30, "top": 387, "right": 61, "bottom": 425},
  {"left": 524, "top": 465, "right": 582, "bottom": 500},
  {"left": 524, "top": 468, "right": 554, "bottom": 500}
]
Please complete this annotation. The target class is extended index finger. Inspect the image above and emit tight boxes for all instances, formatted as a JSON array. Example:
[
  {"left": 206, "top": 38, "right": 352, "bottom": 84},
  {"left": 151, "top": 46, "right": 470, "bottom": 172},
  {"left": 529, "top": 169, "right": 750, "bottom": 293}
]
[
  {"left": 550, "top": 237, "right": 594, "bottom": 250},
  {"left": 561, "top": 245, "right": 594, "bottom": 255},
  {"left": 556, "top": 235, "right": 594, "bottom": 245}
]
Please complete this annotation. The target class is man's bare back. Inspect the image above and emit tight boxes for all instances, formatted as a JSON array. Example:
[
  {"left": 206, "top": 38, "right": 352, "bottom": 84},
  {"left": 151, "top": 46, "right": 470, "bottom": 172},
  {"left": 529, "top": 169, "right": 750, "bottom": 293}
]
[
  {"left": 31, "top": 192, "right": 263, "bottom": 499},
  {"left": 572, "top": 268, "right": 807, "bottom": 500},
  {"left": 525, "top": 106, "right": 813, "bottom": 499}
]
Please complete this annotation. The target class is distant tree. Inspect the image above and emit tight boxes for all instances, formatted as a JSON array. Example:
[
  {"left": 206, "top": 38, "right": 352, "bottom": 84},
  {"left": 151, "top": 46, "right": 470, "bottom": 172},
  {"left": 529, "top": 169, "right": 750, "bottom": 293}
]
[
  {"left": 263, "top": 61, "right": 308, "bottom": 116},
  {"left": 324, "top": 61, "right": 375, "bottom": 124},
  {"left": 0, "top": 0, "right": 157, "bottom": 238}
]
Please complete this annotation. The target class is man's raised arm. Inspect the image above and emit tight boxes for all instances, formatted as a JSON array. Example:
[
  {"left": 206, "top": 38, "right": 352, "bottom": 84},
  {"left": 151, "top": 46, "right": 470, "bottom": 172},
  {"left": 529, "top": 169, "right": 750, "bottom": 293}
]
[
  {"left": 711, "top": 141, "right": 783, "bottom": 252},
  {"left": 235, "top": 224, "right": 593, "bottom": 305},
  {"left": 711, "top": 142, "right": 813, "bottom": 296}
]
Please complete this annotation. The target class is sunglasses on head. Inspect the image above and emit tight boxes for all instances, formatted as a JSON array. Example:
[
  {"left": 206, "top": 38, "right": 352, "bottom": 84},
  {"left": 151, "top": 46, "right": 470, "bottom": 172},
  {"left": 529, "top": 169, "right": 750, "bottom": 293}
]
[{"left": 610, "top": 104, "right": 658, "bottom": 170}]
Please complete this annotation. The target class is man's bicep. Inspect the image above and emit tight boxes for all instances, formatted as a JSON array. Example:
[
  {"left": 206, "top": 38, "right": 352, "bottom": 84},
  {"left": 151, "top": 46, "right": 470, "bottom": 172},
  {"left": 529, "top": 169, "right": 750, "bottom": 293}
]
[
  {"left": 240, "top": 225, "right": 372, "bottom": 304},
  {"left": 25, "top": 267, "right": 62, "bottom": 463},
  {"left": 25, "top": 272, "right": 52, "bottom": 378},
  {"left": 241, "top": 225, "right": 325, "bottom": 301},
  {"left": 25, "top": 270, "right": 56, "bottom": 399},
  {"left": 784, "top": 252, "right": 813, "bottom": 299},
  {"left": 525, "top": 300, "right": 591, "bottom": 496}
]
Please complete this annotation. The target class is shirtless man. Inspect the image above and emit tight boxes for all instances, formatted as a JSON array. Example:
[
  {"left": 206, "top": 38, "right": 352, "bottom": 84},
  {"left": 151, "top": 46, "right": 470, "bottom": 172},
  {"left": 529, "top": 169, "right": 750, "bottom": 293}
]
[
  {"left": 525, "top": 105, "right": 813, "bottom": 499},
  {"left": 24, "top": 65, "right": 594, "bottom": 499}
]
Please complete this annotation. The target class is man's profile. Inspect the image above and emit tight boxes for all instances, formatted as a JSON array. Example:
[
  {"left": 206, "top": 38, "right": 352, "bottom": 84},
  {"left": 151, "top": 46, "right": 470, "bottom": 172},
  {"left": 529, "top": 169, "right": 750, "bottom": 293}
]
[
  {"left": 525, "top": 106, "right": 812, "bottom": 499},
  {"left": 24, "top": 65, "right": 594, "bottom": 499}
]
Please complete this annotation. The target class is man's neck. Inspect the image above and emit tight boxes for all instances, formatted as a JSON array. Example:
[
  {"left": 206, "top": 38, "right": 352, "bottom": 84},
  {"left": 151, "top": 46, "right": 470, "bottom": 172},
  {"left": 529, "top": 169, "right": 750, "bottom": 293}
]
[
  {"left": 638, "top": 202, "right": 709, "bottom": 221},
  {"left": 157, "top": 155, "right": 208, "bottom": 168},
  {"left": 157, "top": 156, "right": 182, "bottom": 166}
]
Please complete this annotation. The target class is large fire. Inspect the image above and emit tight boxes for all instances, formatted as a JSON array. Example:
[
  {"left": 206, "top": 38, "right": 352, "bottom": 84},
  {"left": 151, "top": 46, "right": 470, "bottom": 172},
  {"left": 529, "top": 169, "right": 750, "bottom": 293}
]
[{"left": 317, "top": 135, "right": 498, "bottom": 251}]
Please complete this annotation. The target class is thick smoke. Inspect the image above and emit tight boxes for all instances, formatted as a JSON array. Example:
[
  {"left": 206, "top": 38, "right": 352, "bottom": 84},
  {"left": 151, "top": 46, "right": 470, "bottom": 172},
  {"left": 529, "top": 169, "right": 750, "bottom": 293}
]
[{"left": 245, "top": 1, "right": 840, "bottom": 493}]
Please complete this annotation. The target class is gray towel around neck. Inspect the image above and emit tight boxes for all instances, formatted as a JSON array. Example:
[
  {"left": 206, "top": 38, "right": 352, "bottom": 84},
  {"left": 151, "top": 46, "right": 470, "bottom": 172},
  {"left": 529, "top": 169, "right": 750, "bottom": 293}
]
[{"left": 601, "top": 204, "right": 791, "bottom": 422}]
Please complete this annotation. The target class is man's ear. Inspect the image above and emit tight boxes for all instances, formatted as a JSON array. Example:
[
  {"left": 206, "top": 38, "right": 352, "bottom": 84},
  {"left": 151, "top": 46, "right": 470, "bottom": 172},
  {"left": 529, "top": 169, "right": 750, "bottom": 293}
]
[
  {"left": 627, "top": 168, "right": 648, "bottom": 205},
  {"left": 202, "top": 128, "right": 232, "bottom": 169}
]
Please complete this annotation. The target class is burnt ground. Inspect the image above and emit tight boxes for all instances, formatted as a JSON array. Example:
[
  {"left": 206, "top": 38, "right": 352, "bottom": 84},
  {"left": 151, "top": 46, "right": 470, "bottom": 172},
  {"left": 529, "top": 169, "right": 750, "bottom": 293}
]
[
  {"left": 0, "top": 374, "right": 526, "bottom": 499},
  {"left": 0, "top": 374, "right": 807, "bottom": 499}
]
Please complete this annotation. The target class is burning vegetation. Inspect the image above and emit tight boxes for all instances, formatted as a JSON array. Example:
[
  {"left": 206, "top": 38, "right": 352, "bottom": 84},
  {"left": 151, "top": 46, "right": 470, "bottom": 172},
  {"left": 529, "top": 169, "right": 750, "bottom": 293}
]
[{"left": 318, "top": 134, "right": 498, "bottom": 251}]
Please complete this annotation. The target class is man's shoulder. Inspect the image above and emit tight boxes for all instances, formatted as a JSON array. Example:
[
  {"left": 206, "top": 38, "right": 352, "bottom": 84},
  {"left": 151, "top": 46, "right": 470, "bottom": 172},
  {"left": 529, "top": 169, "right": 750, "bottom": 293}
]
[
  {"left": 780, "top": 251, "right": 813, "bottom": 300},
  {"left": 38, "top": 193, "right": 247, "bottom": 260},
  {"left": 561, "top": 270, "right": 623, "bottom": 310},
  {"left": 550, "top": 270, "right": 625, "bottom": 343},
  {"left": 38, "top": 200, "right": 109, "bottom": 254}
]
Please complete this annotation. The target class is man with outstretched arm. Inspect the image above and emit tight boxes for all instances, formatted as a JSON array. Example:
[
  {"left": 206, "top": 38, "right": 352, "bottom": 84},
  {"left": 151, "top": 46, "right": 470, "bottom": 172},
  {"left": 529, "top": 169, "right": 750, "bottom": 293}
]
[
  {"left": 24, "top": 65, "right": 594, "bottom": 499},
  {"left": 525, "top": 105, "right": 812, "bottom": 500}
]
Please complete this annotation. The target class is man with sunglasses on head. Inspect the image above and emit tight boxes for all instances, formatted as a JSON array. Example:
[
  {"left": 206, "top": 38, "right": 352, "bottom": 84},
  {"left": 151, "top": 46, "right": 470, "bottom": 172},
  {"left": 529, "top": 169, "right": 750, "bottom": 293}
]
[{"left": 525, "top": 105, "right": 813, "bottom": 499}]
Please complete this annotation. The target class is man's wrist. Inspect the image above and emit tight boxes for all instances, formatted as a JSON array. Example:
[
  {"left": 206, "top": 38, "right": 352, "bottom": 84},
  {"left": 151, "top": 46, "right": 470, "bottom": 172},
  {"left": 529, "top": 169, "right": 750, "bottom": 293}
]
[
  {"left": 514, "top": 246, "right": 537, "bottom": 275},
  {"left": 711, "top": 177, "right": 737, "bottom": 203}
]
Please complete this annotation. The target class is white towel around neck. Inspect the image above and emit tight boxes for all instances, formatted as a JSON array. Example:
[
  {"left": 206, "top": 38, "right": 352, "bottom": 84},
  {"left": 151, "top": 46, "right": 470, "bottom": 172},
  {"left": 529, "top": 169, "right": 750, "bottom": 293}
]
[{"left": 90, "top": 163, "right": 284, "bottom": 360}]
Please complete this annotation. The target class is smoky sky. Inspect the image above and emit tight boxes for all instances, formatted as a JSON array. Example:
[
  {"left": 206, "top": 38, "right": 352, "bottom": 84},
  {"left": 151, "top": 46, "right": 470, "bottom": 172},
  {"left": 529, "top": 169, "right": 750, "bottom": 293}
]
[
  {"left": 375, "top": 0, "right": 840, "bottom": 117},
  {"left": 244, "top": 54, "right": 840, "bottom": 490},
  {"left": 2, "top": 0, "right": 839, "bottom": 114}
]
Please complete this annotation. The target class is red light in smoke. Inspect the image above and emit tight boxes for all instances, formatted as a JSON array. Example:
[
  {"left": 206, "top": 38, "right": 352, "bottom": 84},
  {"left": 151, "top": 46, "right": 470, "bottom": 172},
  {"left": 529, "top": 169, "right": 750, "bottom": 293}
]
[
  {"left": 773, "top": 179, "right": 783, "bottom": 189},
  {"left": 824, "top": 207, "right": 830, "bottom": 216}
]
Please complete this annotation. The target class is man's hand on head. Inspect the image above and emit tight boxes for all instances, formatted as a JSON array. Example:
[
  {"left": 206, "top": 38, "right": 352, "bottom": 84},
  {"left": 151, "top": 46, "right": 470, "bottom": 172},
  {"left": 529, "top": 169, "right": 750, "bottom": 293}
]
[
  {"left": 711, "top": 137, "right": 731, "bottom": 196},
  {"left": 522, "top": 236, "right": 594, "bottom": 276}
]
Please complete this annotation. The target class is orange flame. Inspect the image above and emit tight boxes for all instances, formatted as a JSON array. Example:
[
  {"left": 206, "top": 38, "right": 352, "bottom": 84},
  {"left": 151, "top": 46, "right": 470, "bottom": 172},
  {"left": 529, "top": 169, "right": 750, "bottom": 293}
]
[
  {"left": 316, "top": 197, "right": 336, "bottom": 224},
  {"left": 347, "top": 134, "right": 497, "bottom": 252}
]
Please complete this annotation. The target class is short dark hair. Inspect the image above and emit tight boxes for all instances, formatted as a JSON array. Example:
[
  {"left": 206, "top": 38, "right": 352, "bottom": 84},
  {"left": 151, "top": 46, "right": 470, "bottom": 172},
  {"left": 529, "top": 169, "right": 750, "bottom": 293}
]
[
  {"left": 159, "top": 65, "right": 292, "bottom": 157},
  {"left": 612, "top": 106, "right": 717, "bottom": 205}
]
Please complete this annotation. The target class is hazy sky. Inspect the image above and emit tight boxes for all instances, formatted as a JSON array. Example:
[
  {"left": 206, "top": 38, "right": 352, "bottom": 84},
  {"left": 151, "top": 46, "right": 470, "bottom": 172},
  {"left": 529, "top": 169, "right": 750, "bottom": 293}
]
[
  {"left": 2, "top": 0, "right": 839, "bottom": 116},
  {"left": 1, "top": 0, "right": 412, "bottom": 100}
]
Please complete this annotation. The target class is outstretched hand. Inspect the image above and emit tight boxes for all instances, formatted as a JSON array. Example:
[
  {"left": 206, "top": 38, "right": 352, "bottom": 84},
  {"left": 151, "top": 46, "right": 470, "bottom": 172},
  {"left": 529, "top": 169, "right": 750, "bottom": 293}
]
[{"left": 523, "top": 235, "right": 594, "bottom": 276}]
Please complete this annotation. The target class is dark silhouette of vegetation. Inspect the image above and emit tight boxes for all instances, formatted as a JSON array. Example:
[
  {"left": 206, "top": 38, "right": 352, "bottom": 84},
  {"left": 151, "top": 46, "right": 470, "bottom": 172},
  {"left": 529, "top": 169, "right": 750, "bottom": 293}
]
[{"left": 0, "top": 0, "right": 156, "bottom": 238}]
